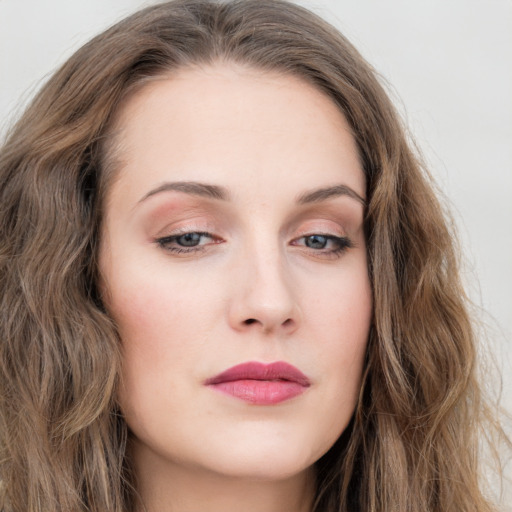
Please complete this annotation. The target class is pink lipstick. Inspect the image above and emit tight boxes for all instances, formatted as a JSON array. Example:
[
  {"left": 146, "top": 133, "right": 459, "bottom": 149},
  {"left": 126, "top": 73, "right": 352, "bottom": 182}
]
[{"left": 204, "top": 361, "right": 310, "bottom": 405}]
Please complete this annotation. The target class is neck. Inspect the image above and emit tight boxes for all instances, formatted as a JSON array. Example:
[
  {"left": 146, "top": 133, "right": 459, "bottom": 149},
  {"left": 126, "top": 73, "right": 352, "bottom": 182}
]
[{"left": 131, "top": 443, "right": 316, "bottom": 512}]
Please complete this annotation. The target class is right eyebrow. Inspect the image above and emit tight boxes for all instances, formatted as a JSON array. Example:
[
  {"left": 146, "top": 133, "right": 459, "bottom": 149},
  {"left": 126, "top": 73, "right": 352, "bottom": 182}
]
[{"left": 137, "top": 181, "right": 230, "bottom": 204}]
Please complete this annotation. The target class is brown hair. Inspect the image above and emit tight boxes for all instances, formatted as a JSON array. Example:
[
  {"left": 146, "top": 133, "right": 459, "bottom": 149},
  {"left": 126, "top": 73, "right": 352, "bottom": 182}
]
[{"left": 0, "top": 1, "right": 507, "bottom": 510}]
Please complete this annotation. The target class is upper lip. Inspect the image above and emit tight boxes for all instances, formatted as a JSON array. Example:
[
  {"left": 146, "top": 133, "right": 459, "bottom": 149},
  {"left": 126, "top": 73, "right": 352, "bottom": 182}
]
[{"left": 204, "top": 361, "right": 310, "bottom": 387}]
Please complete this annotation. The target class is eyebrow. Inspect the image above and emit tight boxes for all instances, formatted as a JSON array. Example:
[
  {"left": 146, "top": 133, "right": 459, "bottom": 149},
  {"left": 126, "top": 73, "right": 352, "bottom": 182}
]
[
  {"left": 296, "top": 184, "right": 366, "bottom": 206},
  {"left": 138, "top": 180, "right": 366, "bottom": 206},
  {"left": 138, "top": 181, "right": 230, "bottom": 203}
]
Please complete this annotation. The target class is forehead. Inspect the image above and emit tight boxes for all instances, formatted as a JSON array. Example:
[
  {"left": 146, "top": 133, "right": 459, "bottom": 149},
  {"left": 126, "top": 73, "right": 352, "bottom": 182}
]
[{"left": 107, "top": 62, "right": 365, "bottom": 206}]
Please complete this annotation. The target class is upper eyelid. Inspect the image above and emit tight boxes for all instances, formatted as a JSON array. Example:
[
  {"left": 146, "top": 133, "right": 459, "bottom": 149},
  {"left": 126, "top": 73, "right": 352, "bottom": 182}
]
[
  {"left": 154, "top": 222, "right": 217, "bottom": 237},
  {"left": 154, "top": 217, "right": 348, "bottom": 235},
  {"left": 293, "top": 226, "right": 345, "bottom": 236},
  {"left": 291, "top": 223, "right": 348, "bottom": 241},
  {"left": 146, "top": 203, "right": 355, "bottom": 235},
  {"left": 156, "top": 228, "right": 345, "bottom": 238}
]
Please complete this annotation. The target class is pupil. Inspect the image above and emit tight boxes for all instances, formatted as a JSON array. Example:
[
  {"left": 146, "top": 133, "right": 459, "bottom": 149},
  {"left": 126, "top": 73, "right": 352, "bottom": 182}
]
[
  {"left": 306, "top": 235, "right": 327, "bottom": 249},
  {"left": 178, "top": 233, "right": 201, "bottom": 247}
]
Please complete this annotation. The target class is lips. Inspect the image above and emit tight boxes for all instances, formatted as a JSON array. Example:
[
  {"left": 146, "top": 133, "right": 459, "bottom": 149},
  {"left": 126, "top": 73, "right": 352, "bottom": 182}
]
[{"left": 204, "top": 361, "right": 310, "bottom": 405}]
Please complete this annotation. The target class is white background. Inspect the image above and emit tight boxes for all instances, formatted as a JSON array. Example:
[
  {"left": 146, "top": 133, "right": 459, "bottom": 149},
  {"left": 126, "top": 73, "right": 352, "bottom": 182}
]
[{"left": 1, "top": 0, "right": 510, "bottom": 505}]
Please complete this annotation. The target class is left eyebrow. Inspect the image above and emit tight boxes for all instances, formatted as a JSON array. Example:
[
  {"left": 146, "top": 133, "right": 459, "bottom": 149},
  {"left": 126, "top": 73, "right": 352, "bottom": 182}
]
[{"left": 296, "top": 184, "right": 366, "bottom": 206}]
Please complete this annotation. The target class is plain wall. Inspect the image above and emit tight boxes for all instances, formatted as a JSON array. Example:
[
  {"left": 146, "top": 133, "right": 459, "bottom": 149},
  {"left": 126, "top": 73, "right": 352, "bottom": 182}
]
[{"left": 1, "top": 0, "right": 511, "bottom": 504}]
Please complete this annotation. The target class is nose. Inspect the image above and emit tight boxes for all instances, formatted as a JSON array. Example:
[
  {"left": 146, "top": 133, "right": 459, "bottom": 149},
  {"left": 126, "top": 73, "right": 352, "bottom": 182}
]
[{"left": 227, "top": 248, "right": 301, "bottom": 336}]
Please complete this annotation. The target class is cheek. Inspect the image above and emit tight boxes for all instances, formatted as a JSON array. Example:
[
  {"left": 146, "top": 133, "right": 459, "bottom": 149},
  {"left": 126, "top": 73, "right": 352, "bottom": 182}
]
[
  {"left": 308, "top": 261, "right": 372, "bottom": 405},
  {"left": 288, "top": 268, "right": 370, "bottom": 464},
  {"left": 111, "top": 283, "right": 211, "bottom": 442},
  {"left": 105, "top": 255, "right": 221, "bottom": 342},
  {"left": 307, "top": 254, "right": 372, "bottom": 344},
  {"left": 104, "top": 262, "right": 221, "bottom": 408},
  {"left": 112, "top": 290, "right": 215, "bottom": 390}
]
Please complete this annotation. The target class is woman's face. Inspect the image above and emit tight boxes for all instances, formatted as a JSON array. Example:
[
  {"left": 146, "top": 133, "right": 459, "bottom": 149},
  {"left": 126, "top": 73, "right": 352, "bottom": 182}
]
[{"left": 99, "top": 63, "right": 372, "bottom": 481}]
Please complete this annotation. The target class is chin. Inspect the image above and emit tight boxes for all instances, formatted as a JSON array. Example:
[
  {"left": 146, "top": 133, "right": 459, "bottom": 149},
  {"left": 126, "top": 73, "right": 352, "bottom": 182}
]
[{"left": 195, "top": 427, "right": 337, "bottom": 481}]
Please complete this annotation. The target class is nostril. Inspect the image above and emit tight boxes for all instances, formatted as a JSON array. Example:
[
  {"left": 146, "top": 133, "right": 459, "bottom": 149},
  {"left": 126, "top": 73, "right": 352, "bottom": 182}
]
[{"left": 242, "top": 318, "right": 294, "bottom": 329}]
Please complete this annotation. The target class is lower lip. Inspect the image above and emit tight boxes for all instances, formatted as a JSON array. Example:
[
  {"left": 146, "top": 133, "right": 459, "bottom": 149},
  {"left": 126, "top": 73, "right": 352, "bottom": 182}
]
[{"left": 208, "top": 379, "right": 307, "bottom": 405}]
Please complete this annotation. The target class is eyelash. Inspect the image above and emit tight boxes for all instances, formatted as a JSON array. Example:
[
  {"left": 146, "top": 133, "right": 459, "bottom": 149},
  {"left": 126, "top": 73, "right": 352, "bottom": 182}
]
[{"left": 155, "top": 231, "right": 353, "bottom": 258}]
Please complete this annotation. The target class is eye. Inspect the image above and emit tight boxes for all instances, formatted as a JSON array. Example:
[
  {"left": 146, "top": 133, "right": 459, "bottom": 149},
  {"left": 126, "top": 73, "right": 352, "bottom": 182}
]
[
  {"left": 292, "top": 234, "right": 353, "bottom": 257},
  {"left": 174, "top": 232, "right": 206, "bottom": 247},
  {"left": 304, "top": 234, "right": 330, "bottom": 249},
  {"left": 156, "top": 231, "right": 217, "bottom": 254}
]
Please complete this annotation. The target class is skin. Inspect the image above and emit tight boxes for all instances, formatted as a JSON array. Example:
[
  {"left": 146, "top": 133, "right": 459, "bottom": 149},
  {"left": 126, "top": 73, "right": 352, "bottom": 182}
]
[{"left": 99, "top": 63, "right": 372, "bottom": 512}]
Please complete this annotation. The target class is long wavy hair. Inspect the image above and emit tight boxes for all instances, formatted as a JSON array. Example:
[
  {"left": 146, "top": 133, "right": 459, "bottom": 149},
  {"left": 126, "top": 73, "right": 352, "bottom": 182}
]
[{"left": 0, "top": 1, "right": 507, "bottom": 510}]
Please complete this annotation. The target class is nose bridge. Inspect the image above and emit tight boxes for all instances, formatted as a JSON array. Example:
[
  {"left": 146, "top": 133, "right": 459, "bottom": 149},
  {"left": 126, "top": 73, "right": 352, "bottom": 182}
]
[{"left": 228, "top": 227, "right": 300, "bottom": 333}]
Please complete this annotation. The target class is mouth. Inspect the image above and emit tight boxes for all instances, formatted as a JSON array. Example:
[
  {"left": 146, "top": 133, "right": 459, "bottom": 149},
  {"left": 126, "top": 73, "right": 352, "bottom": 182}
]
[{"left": 204, "top": 361, "right": 311, "bottom": 405}]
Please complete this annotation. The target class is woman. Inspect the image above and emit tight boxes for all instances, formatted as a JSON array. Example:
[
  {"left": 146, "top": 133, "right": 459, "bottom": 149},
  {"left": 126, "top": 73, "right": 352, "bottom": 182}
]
[{"left": 0, "top": 1, "right": 507, "bottom": 511}]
